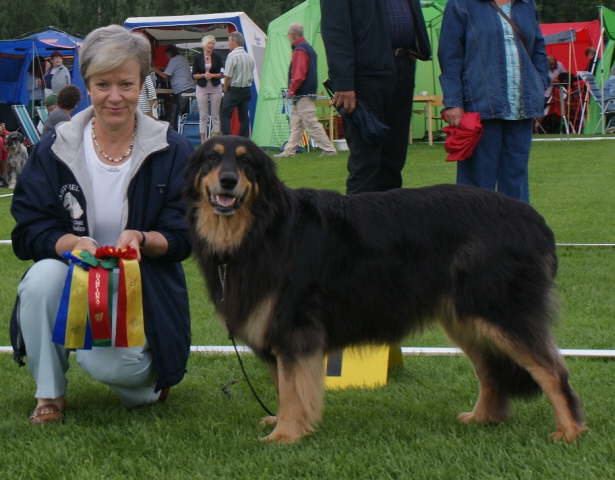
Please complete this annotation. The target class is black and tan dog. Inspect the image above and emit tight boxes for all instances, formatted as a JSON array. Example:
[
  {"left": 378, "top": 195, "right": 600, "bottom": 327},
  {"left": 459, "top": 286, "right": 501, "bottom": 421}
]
[{"left": 184, "top": 136, "right": 586, "bottom": 444}]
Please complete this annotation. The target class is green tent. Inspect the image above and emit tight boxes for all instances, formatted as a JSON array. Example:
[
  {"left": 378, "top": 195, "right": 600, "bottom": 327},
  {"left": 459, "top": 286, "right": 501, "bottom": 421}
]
[
  {"left": 251, "top": 0, "right": 447, "bottom": 148},
  {"left": 583, "top": 7, "right": 615, "bottom": 134}
]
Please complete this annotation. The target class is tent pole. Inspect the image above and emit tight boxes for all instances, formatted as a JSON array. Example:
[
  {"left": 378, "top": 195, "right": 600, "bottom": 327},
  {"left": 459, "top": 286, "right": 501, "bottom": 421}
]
[{"left": 600, "top": 5, "right": 605, "bottom": 134}]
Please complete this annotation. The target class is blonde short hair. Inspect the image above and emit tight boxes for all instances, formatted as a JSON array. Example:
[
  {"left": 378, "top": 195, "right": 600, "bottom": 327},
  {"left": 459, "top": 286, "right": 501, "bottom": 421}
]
[
  {"left": 80, "top": 25, "right": 151, "bottom": 87},
  {"left": 202, "top": 35, "right": 216, "bottom": 47}
]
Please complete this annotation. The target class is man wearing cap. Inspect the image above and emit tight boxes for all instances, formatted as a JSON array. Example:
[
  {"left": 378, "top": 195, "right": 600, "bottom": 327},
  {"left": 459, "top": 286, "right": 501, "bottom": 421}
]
[{"left": 44, "top": 51, "right": 71, "bottom": 96}]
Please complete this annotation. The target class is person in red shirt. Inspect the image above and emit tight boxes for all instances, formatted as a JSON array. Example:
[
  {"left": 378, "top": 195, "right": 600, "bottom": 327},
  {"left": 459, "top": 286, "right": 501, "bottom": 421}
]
[{"left": 274, "top": 23, "right": 337, "bottom": 158}]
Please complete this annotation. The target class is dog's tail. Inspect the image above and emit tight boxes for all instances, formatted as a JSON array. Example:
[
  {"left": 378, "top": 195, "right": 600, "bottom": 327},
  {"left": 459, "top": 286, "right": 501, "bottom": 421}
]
[{"left": 480, "top": 352, "right": 542, "bottom": 398}]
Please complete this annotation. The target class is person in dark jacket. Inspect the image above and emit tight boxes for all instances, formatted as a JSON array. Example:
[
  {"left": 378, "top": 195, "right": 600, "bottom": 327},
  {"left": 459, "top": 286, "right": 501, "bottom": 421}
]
[
  {"left": 10, "top": 25, "right": 192, "bottom": 425},
  {"left": 192, "top": 35, "right": 224, "bottom": 143},
  {"left": 320, "top": 0, "right": 431, "bottom": 194}
]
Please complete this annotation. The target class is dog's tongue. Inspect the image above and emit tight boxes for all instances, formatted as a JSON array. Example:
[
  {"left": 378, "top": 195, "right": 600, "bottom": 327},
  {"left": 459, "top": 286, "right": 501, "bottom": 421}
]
[{"left": 216, "top": 195, "right": 235, "bottom": 207}]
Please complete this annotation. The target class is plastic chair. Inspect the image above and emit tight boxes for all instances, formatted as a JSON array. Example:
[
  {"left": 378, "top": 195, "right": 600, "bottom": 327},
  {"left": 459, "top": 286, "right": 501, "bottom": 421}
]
[
  {"left": 11, "top": 104, "right": 41, "bottom": 146},
  {"left": 577, "top": 71, "right": 615, "bottom": 133}
]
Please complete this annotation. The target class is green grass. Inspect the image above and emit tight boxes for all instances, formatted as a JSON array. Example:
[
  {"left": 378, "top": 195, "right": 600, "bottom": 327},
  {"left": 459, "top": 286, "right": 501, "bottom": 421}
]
[{"left": 1, "top": 139, "right": 615, "bottom": 479}]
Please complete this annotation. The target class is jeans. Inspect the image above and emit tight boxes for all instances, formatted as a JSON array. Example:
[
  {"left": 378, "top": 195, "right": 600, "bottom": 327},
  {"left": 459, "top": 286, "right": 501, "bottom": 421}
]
[
  {"left": 344, "top": 56, "right": 416, "bottom": 194},
  {"left": 220, "top": 86, "right": 251, "bottom": 137},
  {"left": 456, "top": 118, "right": 533, "bottom": 203}
]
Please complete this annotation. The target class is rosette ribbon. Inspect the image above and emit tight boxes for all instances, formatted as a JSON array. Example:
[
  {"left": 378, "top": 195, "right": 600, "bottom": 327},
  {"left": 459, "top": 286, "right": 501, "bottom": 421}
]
[{"left": 52, "top": 246, "right": 144, "bottom": 349}]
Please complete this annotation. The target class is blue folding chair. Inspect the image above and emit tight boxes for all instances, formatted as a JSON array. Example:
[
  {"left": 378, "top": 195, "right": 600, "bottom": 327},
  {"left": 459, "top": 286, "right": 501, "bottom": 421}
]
[
  {"left": 179, "top": 113, "right": 202, "bottom": 148},
  {"left": 577, "top": 71, "right": 615, "bottom": 133},
  {"left": 35, "top": 106, "right": 48, "bottom": 122},
  {"left": 11, "top": 104, "right": 41, "bottom": 146}
]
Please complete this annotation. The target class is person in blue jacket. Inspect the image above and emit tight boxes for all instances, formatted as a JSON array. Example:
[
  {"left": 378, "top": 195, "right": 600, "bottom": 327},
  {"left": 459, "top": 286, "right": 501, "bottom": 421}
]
[
  {"left": 438, "top": 0, "right": 550, "bottom": 203},
  {"left": 10, "top": 25, "right": 193, "bottom": 425}
]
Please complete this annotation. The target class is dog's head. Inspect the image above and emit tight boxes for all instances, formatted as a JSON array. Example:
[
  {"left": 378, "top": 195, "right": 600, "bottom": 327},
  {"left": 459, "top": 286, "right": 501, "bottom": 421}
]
[
  {"left": 184, "top": 136, "right": 283, "bottom": 255},
  {"left": 5, "top": 132, "right": 25, "bottom": 154}
]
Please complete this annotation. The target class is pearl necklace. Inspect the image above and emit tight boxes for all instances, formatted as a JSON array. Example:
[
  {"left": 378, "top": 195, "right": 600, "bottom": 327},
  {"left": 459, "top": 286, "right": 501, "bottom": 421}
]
[{"left": 91, "top": 116, "right": 137, "bottom": 163}]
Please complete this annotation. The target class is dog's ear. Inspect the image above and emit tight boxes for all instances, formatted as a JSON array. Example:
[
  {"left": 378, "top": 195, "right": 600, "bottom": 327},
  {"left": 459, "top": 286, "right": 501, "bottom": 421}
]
[
  {"left": 248, "top": 140, "right": 283, "bottom": 198},
  {"left": 183, "top": 148, "right": 204, "bottom": 201},
  {"left": 17, "top": 133, "right": 24, "bottom": 143}
]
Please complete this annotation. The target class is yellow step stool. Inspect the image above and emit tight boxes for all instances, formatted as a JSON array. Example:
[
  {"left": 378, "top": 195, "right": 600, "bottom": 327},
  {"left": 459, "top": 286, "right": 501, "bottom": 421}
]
[{"left": 325, "top": 345, "right": 403, "bottom": 389}]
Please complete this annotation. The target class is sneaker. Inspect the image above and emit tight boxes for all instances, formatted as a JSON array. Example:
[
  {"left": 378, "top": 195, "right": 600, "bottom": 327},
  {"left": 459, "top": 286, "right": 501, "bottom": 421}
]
[
  {"left": 273, "top": 152, "right": 295, "bottom": 158},
  {"left": 318, "top": 150, "right": 337, "bottom": 157}
]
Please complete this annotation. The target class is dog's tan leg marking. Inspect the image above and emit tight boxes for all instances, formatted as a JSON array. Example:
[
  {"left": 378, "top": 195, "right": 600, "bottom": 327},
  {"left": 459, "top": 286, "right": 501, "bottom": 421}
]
[
  {"left": 439, "top": 315, "right": 512, "bottom": 425},
  {"left": 259, "top": 359, "right": 280, "bottom": 427},
  {"left": 260, "top": 351, "right": 324, "bottom": 444},
  {"left": 472, "top": 320, "right": 586, "bottom": 442}
]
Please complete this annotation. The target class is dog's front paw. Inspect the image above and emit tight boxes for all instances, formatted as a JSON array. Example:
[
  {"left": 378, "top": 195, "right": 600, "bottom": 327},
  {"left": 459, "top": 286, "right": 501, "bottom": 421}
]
[
  {"left": 549, "top": 424, "right": 587, "bottom": 443},
  {"left": 259, "top": 415, "right": 277, "bottom": 426},
  {"left": 260, "top": 427, "right": 302, "bottom": 444}
]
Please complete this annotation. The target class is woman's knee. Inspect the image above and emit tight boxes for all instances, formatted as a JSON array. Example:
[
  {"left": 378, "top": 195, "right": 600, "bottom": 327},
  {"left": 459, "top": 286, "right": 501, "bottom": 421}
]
[{"left": 19, "top": 259, "right": 67, "bottom": 297}]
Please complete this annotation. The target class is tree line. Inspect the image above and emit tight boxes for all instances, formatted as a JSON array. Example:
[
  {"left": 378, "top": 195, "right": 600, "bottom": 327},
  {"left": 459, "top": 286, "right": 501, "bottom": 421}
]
[
  {"left": 1, "top": 0, "right": 613, "bottom": 41},
  {"left": 0, "top": 0, "right": 302, "bottom": 40}
]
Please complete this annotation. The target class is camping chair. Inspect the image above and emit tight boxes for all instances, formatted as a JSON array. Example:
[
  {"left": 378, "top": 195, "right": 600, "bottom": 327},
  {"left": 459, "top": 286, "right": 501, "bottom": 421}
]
[
  {"left": 577, "top": 71, "right": 615, "bottom": 133},
  {"left": 35, "top": 106, "right": 48, "bottom": 123},
  {"left": 179, "top": 112, "right": 202, "bottom": 147},
  {"left": 11, "top": 104, "right": 41, "bottom": 146}
]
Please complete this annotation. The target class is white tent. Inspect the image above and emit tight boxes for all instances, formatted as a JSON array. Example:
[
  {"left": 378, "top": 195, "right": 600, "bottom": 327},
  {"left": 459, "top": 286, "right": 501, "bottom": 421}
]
[{"left": 124, "top": 12, "right": 266, "bottom": 131}]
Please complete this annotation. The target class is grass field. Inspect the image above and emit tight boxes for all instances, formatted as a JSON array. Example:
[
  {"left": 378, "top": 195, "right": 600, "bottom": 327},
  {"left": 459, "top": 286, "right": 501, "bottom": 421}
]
[{"left": 0, "top": 139, "right": 614, "bottom": 479}]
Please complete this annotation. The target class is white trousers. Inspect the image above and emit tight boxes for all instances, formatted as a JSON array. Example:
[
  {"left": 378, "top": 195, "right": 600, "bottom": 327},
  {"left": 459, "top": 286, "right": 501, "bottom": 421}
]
[
  {"left": 283, "top": 96, "right": 336, "bottom": 155},
  {"left": 18, "top": 259, "right": 160, "bottom": 408},
  {"left": 196, "top": 91, "right": 222, "bottom": 134}
]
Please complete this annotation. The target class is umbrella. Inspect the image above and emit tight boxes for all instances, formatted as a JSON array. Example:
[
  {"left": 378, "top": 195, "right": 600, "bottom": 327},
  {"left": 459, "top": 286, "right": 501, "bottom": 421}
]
[
  {"left": 323, "top": 79, "right": 390, "bottom": 146},
  {"left": 441, "top": 112, "right": 483, "bottom": 162},
  {"left": 336, "top": 100, "right": 391, "bottom": 146}
]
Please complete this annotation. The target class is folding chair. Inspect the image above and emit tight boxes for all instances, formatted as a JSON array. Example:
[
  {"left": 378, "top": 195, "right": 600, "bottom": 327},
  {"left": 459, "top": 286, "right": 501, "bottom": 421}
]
[
  {"left": 577, "top": 71, "right": 615, "bottom": 133},
  {"left": 179, "top": 113, "right": 202, "bottom": 148},
  {"left": 35, "top": 106, "right": 48, "bottom": 122},
  {"left": 11, "top": 104, "right": 41, "bottom": 146}
]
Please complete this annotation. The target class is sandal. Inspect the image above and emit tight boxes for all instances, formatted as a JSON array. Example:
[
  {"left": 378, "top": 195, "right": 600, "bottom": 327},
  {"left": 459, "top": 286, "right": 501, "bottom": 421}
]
[{"left": 29, "top": 404, "right": 64, "bottom": 425}]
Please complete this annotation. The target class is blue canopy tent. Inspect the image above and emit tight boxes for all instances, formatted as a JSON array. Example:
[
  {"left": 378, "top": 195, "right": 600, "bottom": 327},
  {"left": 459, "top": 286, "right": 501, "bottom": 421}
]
[{"left": 0, "top": 27, "right": 88, "bottom": 129}]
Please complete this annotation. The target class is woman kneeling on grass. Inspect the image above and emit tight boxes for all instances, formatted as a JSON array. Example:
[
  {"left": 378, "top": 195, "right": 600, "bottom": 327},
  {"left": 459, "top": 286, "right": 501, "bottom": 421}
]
[{"left": 9, "top": 24, "right": 193, "bottom": 424}]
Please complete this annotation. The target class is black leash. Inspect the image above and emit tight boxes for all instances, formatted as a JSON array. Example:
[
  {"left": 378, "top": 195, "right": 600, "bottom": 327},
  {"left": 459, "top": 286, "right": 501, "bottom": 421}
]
[
  {"left": 230, "top": 334, "right": 276, "bottom": 417},
  {"left": 220, "top": 261, "right": 275, "bottom": 417}
]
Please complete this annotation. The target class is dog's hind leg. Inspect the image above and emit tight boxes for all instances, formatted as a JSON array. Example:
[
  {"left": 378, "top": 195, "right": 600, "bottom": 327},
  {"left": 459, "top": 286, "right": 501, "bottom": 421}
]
[
  {"left": 454, "top": 318, "right": 586, "bottom": 442},
  {"left": 260, "top": 351, "right": 324, "bottom": 444},
  {"left": 439, "top": 317, "right": 513, "bottom": 425}
]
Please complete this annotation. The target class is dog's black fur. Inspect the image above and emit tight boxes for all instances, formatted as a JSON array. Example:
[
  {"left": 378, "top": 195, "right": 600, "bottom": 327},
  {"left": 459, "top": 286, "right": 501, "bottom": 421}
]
[
  {"left": 4, "top": 131, "right": 27, "bottom": 189},
  {"left": 184, "top": 136, "right": 585, "bottom": 443}
]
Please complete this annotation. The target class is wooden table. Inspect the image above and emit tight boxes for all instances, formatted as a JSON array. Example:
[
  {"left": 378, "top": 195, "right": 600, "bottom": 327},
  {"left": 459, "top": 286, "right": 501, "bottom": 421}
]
[{"left": 410, "top": 94, "right": 443, "bottom": 146}]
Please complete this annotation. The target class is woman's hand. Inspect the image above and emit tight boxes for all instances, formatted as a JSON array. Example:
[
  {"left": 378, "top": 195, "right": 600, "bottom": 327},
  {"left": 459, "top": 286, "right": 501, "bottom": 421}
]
[
  {"left": 443, "top": 107, "right": 464, "bottom": 128},
  {"left": 117, "top": 230, "right": 144, "bottom": 261},
  {"left": 55, "top": 234, "right": 98, "bottom": 257}
]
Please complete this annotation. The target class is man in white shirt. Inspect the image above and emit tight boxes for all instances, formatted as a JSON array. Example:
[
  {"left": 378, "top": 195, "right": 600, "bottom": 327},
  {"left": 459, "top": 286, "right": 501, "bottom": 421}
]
[{"left": 220, "top": 32, "right": 255, "bottom": 137}]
